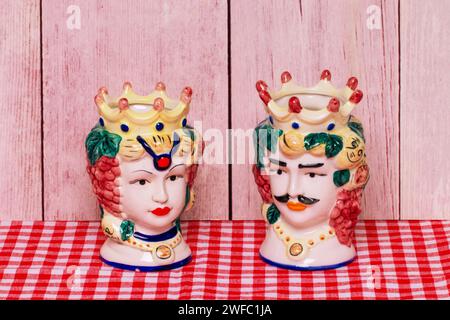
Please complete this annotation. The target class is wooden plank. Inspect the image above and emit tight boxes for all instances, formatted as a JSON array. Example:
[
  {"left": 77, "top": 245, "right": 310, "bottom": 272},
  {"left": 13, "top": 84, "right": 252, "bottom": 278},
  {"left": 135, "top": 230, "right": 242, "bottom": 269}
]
[
  {"left": 400, "top": 1, "right": 450, "bottom": 219},
  {"left": 231, "top": 0, "right": 399, "bottom": 220},
  {"left": 42, "top": 0, "right": 228, "bottom": 220},
  {"left": 0, "top": 0, "right": 42, "bottom": 220}
]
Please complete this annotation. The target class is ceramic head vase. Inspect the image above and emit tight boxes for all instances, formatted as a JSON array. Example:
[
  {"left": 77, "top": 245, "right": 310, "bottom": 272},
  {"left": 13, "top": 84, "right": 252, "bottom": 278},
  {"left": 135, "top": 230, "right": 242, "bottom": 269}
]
[
  {"left": 253, "top": 70, "right": 370, "bottom": 270},
  {"left": 85, "top": 82, "right": 202, "bottom": 271}
]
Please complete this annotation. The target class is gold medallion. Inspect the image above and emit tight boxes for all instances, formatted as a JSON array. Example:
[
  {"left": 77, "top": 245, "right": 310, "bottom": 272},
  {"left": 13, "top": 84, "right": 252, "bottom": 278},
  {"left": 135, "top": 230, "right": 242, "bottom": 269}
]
[
  {"left": 155, "top": 245, "right": 172, "bottom": 260},
  {"left": 289, "top": 243, "right": 303, "bottom": 256}
]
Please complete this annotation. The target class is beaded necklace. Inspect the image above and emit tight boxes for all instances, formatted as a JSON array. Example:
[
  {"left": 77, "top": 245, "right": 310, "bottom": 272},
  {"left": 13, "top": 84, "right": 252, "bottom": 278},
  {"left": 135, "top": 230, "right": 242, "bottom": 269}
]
[
  {"left": 262, "top": 203, "right": 336, "bottom": 260},
  {"left": 101, "top": 211, "right": 182, "bottom": 263}
]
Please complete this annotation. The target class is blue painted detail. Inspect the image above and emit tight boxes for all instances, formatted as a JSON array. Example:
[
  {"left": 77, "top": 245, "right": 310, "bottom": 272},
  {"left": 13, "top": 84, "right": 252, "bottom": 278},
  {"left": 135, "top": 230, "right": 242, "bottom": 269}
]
[
  {"left": 156, "top": 122, "right": 164, "bottom": 131},
  {"left": 133, "top": 226, "right": 178, "bottom": 242},
  {"left": 269, "top": 116, "right": 273, "bottom": 124},
  {"left": 100, "top": 255, "right": 192, "bottom": 272},
  {"left": 259, "top": 253, "right": 355, "bottom": 271},
  {"left": 120, "top": 124, "right": 129, "bottom": 132},
  {"left": 291, "top": 122, "right": 300, "bottom": 129},
  {"left": 327, "top": 123, "right": 336, "bottom": 131},
  {"left": 99, "top": 118, "right": 104, "bottom": 127},
  {"left": 182, "top": 118, "right": 187, "bottom": 127},
  {"left": 136, "top": 134, "right": 181, "bottom": 171}
]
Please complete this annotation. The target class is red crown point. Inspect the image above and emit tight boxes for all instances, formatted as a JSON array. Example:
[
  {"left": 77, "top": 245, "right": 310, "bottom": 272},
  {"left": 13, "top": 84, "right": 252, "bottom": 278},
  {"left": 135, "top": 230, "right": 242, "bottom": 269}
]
[
  {"left": 157, "top": 157, "right": 170, "bottom": 169},
  {"left": 346, "top": 77, "right": 358, "bottom": 90},
  {"left": 183, "top": 86, "right": 193, "bottom": 97},
  {"left": 327, "top": 97, "right": 341, "bottom": 112},
  {"left": 320, "top": 69, "right": 331, "bottom": 81},
  {"left": 98, "top": 86, "right": 108, "bottom": 95},
  {"left": 118, "top": 98, "right": 129, "bottom": 111},
  {"left": 181, "top": 87, "right": 193, "bottom": 104},
  {"left": 153, "top": 97, "right": 165, "bottom": 111},
  {"left": 288, "top": 96, "right": 302, "bottom": 113},
  {"left": 123, "top": 81, "right": 132, "bottom": 90},
  {"left": 255, "top": 80, "right": 268, "bottom": 93},
  {"left": 349, "top": 90, "right": 363, "bottom": 104},
  {"left": 281, "top": 71, "right": 292, "bottom": 84},
  {"left": 94, "top": 94, "right": 103, "bottom": 104},
  {"left": 258, "top": 90, "right": 272, "bottom": 106},
  {"left": 155, "top": 81, "right": 166, "bottom": 91}
]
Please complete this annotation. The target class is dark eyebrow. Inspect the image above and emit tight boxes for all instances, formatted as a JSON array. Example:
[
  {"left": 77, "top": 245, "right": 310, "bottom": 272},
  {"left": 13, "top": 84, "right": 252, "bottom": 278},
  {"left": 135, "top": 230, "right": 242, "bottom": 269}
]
[
  {"left": 269, "top": 158, "right": 287, "bottom": 167},
  {"left": 298, "top": 163, "right": 324, "bottom": 168},
  {"left": 168, "top": 164, "right": 186, "bottom": 173},
  {"left": 131, "top": 170, "right": 155, "bottom": 174}
]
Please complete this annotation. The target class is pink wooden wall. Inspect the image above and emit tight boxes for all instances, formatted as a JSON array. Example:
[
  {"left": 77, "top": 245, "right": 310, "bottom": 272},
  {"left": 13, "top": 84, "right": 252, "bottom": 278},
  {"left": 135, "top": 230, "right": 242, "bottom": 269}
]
[{"left": 0, "top": 0, "right": 448, "bottom": 221}]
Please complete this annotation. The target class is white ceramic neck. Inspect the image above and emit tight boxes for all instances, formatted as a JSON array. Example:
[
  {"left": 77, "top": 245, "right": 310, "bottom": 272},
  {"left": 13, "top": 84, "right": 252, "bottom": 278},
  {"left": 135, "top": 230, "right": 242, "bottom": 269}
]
[
  {"left": 279, "top": 215, "right": 331, "bottom": 236},
  {"left": 133, "top": 222, "right": 175, "bottom": 236}
]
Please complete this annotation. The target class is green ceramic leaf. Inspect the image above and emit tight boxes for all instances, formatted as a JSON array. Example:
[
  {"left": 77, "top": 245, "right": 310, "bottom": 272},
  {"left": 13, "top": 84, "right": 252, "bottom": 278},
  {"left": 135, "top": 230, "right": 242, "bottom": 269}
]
[
  {"left": 182, "top": 127, "right": 196, "bottom": 141},
  {"left": 304, "top": 132, "right": 328, "bottom": 150},
  {"left": 253, "top": 127, "right": 263, "bottom": 168},
  {"left": 333, "top": 169, "right": 350, "bottom": 187},
  {"left": 325, "top": 134, "right": 343, "bottom": 158},
  {"left": 119, "top": 220, "right": 135, "bottom": 241},
  {"left": 304, "top": 133, "right": 343, "bottom": 158},
  {"left": 266, "top": 204, "right": 281, "bottom": 224},
  {"left": 253, "top": 122, "right": 283, "bottom": 168},
  {"left": 85, "top": 126, "right": 122, "bottom": 165},
  {"left": 348, "top": 121, "right": 365, "bottom": 142}
]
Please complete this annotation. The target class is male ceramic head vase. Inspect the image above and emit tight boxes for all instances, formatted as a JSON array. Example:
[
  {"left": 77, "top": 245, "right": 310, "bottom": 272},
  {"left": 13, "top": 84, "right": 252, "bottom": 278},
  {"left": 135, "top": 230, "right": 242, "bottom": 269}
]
[
  {"left": 253, "top": 70, "right": 370, "bottom": 271},
  {"left": 85, "top": 81, "right": 202, "bottom": 271}
]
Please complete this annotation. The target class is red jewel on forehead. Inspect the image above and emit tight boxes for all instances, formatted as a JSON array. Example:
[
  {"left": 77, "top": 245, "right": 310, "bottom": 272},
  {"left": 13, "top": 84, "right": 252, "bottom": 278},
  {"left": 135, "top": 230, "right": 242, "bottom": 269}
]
[
  {"left": 136, "top": 135, "right": 179, "bottom": 171},
  {"left": 156, "top": 156, "right": 171, "bottom": 170}
]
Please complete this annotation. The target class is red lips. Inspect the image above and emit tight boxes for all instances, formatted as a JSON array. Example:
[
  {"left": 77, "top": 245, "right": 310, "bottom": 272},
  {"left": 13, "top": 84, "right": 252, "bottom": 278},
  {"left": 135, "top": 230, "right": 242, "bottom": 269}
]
[{"left": 151, "top": 207, "right": 171, "bottom": 216}]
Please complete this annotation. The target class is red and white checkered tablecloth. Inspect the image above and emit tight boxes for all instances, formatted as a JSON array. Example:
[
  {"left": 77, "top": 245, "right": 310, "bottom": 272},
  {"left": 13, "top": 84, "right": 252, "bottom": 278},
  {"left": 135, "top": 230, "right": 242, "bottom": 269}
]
[{"left": 0, "top": 220, "right": 448, "bottom": 300}]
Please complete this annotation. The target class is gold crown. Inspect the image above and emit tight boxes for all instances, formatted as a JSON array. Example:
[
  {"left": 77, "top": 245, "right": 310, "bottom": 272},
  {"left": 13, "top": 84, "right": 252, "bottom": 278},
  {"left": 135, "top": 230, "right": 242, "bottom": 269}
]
[
  {"left": 256, "top": 70, "right": 363, "bottom": 133},
  {"left": 94, "top": 81, "right": 192, "bottom": 138}
]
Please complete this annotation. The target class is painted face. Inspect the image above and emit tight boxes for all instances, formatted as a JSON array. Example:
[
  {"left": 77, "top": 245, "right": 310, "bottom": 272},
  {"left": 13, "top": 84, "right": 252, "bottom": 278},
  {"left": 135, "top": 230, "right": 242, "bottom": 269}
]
[
  {"left": 266, "top": 149, "right": 338, "bottom": 229},
  {"left": 119, "top": 153, "right": 189, "bottom": 230}
]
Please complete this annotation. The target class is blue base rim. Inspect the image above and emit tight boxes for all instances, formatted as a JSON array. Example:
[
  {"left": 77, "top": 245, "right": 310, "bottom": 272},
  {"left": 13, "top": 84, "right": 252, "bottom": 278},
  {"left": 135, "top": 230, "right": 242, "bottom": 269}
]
[
  {"left": 259, "top": 253, "right": 355, "bottom": 271},
  {"left": 100, "top": 255, "right": 192, "bottom": 272}
]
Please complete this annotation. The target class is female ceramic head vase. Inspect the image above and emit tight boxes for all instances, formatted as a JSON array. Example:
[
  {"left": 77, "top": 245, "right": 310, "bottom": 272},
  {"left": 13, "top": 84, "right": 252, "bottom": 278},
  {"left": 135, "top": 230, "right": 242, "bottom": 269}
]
[
  {"left": 253, "top": 70, "right": 370, "bottom": 271},
  {"left": 84, "top": 82, "right": 202, "bottom": 271}
]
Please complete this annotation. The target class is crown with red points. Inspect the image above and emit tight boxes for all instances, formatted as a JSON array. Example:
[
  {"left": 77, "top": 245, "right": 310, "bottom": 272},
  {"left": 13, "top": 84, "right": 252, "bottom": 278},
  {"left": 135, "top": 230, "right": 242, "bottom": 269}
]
[
  {"left": 95, "top": 81, "right": 192, "bottom": 138},
  {"left": 93, "top": 81, "right": 197, "bottom": 166},
  {"left": 256, "top": 70, "right": 363, "bottom": 133}
]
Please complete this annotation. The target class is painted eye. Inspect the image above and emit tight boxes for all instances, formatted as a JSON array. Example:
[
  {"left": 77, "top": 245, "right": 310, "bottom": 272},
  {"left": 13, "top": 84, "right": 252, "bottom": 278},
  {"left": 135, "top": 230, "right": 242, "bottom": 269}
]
[
  {"left": 291, "top": 122, "right": 300, "bottom": 129},
  {"left": 168, "top": 175, "right": 180, "bottom": 181},
  {"left": 120, "top": 124, "right": 129, "bottom": 132},
  {"left": 138, "top": 179, "right": 147, "bottom": 185},
  {"left": 155, "top": 122, "right": 164, "bottom": 131},
  {"left": 99, "top": 117, "right": 105, "bottom": 127},
  {"left": 182, "top": 118, "right": 187, "bottom": 127},
  {"left": 277, "top": 169, "right": 283, "bottom": 175},
  {"left": 327, "top": 123, "right": 335, "bottom": 131},
  {"left": 309, "top": 173, "right": 316, "bottom": 178}
]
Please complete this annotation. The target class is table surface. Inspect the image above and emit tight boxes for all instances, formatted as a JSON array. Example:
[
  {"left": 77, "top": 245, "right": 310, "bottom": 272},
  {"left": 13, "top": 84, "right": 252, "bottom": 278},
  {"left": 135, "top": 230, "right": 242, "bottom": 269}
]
[{"left": 0, "top": 220, "right": 449, "bottom": 300}]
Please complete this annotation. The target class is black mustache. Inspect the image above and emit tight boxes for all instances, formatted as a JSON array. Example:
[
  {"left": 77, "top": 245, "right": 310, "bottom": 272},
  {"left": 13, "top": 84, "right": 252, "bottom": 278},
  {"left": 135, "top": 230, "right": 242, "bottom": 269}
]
[{"left": 274, "top": 194, "right": 320, "bottom": 205}]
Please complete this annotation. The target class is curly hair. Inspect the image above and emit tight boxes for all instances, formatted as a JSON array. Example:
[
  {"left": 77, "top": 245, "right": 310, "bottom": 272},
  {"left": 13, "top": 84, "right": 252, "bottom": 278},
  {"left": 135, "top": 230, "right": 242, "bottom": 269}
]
[
  {"left": 87, "top": 156, "right": 122, "bottom": 215},
  {"left": 329, "top": 188, "right": 363, "bottom": 246}
]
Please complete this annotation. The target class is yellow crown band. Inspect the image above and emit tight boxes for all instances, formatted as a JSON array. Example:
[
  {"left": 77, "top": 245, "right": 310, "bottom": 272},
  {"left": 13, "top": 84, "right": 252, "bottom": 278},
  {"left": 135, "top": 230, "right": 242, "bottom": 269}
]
[{"left": 93, "top": 82, "right": 200, "bottom": 162}]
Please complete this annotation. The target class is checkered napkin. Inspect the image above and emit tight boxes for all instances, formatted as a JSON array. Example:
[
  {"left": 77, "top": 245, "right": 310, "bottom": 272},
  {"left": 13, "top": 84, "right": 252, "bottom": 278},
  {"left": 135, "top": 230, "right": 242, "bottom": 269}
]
[{"left": 0, "top": 220, "right": 448, "bottom": 299}]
